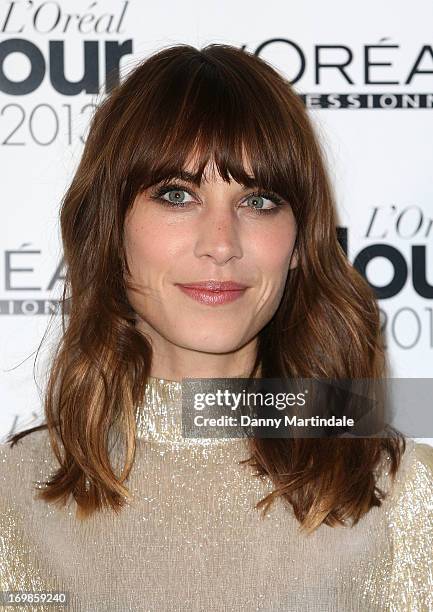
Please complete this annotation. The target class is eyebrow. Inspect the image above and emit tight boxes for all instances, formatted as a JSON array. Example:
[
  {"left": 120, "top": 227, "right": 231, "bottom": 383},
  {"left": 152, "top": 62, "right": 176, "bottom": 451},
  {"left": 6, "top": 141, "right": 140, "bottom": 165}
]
[{"left": 159, "top": 170, "right": 254, "bottom": 191}]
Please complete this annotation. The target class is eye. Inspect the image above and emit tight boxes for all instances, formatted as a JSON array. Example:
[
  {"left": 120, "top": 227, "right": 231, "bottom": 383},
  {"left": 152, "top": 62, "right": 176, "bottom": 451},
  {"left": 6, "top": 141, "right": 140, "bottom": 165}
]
[
  {"left": 151, "top": 185, "right": 194, "bottom": 207},
  {"left": 241, "top": 191, "right": 283, "bottom": 215},
  {"left": 149, "top": 182, "right": 285, "bottom": 216}
]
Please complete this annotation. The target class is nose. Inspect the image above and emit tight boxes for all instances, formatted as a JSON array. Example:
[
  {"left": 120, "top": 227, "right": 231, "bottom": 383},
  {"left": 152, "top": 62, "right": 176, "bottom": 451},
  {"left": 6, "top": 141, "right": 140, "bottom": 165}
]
[{"left": 193, "top": 204, "right": 243, "bottom": 266}]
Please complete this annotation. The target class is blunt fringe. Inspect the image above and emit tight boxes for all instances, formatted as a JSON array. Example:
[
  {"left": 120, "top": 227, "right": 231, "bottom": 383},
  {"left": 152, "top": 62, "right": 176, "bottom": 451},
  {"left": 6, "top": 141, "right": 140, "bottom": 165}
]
[{"left": 7, "top": 43, "right": 406, "bottom": 534}]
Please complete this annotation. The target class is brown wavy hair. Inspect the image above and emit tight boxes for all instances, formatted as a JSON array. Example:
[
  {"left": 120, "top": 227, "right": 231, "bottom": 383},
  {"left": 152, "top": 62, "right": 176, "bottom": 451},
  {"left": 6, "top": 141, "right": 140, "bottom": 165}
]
[{"left": 7, "top": 43, "right": 405, "bottom": 534}]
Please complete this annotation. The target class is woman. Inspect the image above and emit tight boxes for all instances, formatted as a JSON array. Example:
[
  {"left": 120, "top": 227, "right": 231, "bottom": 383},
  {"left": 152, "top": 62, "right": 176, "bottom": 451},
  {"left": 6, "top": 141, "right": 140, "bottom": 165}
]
[{"left": 1, "top": 43, "right": 432, "bottom": 611}]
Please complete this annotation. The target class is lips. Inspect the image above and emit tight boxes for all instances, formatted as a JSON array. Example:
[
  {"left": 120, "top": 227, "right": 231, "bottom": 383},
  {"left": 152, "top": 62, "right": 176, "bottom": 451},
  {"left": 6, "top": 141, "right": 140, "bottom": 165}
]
[
  {"left": 175, "top": 280, "right": 249, "bottom": 305},
  {"left": 177, "top": 280, "right": 248, "bottom": 291}
]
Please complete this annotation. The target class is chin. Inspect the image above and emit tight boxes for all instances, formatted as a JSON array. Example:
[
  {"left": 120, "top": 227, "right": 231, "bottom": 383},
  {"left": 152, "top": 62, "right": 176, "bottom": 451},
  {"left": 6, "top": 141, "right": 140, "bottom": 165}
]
[{"left": 176, "top": 334, "right": 243, "bottom": 355}]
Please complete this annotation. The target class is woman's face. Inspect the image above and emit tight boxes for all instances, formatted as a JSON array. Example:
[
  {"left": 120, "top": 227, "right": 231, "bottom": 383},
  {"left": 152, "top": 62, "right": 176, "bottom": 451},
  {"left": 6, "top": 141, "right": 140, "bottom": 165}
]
[{"left": 123, "top": 157, "right": 297, "bottom": 373}]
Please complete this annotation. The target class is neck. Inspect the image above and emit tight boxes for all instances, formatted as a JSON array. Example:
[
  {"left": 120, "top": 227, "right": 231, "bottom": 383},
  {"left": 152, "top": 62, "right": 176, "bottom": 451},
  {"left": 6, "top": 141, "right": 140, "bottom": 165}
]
[
  {"left": 134, "top": 375, "right": 249, "bottom": 446},
  {"left": 147, "top": 361, "right": 262, "bottom": 384}
]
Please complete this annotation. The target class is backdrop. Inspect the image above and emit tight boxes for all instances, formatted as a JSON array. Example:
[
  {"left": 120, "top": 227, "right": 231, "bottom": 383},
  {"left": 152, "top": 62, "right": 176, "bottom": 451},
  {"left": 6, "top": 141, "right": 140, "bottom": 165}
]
[{"left": 1, "top": 0, "right": 432, "bottom": 445}]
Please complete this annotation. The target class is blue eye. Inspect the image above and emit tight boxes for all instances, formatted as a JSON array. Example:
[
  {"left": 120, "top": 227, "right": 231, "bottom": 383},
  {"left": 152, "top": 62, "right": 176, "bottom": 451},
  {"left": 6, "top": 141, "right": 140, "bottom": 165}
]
[
  {"left": 159, "top": 188, "right": 192, "bottom": 205},
  {"left": 244, "top": 192, "right": 283, "bottom": 214},
  {"left": 150, "top": 182, "right": 284, "bottom": 215}
]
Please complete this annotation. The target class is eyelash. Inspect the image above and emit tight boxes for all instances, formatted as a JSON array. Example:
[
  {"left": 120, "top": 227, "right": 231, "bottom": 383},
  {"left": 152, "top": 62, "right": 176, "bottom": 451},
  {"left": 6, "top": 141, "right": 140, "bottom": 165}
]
[{"left": 149, "top": 182, "right": 284, "bottom": 215}]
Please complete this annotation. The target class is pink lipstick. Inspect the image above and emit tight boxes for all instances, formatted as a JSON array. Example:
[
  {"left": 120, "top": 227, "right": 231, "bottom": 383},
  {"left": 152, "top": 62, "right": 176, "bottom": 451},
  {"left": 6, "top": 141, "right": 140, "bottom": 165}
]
[{"left": 176, "top": 280, "right": 249, "bottom": 306}]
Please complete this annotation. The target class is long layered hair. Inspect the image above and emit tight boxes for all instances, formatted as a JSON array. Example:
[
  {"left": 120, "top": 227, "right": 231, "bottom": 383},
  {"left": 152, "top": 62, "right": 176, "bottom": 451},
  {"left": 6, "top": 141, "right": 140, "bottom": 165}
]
[{"left": 8, "top": 43, "right": 405, "bottom": 533}]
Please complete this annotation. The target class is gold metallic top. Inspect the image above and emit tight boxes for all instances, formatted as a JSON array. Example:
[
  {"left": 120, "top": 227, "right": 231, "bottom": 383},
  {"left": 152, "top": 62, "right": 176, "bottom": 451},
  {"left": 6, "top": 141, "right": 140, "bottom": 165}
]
[
  {"left": 0, "top": 375, "right": 432, "bottom": 611},
  {"left": 135, "top": 375, "right": 204, "bottom": 444},
  {"left": 134, "top": 375, "right": 245, "bottom": 449}
]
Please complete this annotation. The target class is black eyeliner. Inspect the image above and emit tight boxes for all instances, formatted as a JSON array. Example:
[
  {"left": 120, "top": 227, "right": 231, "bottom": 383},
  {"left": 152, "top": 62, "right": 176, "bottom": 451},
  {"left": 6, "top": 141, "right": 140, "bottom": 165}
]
[{"left": 149, "top": 182, "right": 284, "bottom": 215}]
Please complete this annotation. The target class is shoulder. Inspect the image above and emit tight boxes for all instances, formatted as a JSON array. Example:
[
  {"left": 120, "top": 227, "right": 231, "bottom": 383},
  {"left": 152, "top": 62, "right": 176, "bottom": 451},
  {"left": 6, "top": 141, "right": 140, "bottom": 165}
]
[
  {"left": 0, "top": 427, "right": 57, "bottom": 592},
  {"left": 0, "top": 425, "right": 51, "bottom": 464},
  {"left": 408, "top": 440, "right": 433, "bottom": 505},
  {"left": 0, "top": 426, "right": 56, "bottom": 507},
  {"left": 382, "top": 440, "right": 433, "bottom": 608},
  {"left": 412, "top": 440, "right": 433, "bottom": 473},
  {"left": 383, "top": 438, "right": 433, "bottom": 506},
  {"left": 392, "top": 438, "right": 433, "bottom": 499}
]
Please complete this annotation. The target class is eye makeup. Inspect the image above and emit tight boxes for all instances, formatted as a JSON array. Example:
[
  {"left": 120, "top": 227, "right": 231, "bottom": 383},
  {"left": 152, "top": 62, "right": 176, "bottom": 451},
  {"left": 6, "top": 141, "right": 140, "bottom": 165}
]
[{"left": 149, "top": 181, "right": 285, "bottom": 216}]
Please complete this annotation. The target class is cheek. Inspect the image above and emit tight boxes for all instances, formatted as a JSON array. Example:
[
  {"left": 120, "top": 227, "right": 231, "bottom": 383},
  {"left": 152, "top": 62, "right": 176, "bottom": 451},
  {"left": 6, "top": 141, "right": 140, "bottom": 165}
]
[
  {"left": 124, "top": 213, "right": 182, "bottom": 279},
  {"left": 247, "top": 221, "right": 296, "bottom": 312},
  {"left": 249, "top": 222, "right": 296, "bottom": 273}
]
